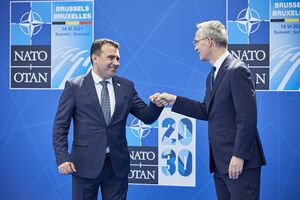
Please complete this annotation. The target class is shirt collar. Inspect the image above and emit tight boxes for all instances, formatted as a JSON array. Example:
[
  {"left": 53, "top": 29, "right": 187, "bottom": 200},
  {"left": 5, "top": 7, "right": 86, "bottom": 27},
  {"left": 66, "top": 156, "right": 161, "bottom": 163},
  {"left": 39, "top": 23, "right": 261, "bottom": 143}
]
[
  {"left": 213, "top": 51, "right": 229, "bottom": 69},
  {"left": 91, "top": 70, "right": 113, "bottom": 85}
]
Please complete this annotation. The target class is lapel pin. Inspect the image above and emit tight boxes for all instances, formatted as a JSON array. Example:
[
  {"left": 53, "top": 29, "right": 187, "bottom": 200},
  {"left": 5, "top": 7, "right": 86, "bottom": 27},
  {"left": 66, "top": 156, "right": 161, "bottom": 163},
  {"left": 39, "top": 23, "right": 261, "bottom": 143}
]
[{"left": 116, "top": 83, "right": 121, "bottom": 87}]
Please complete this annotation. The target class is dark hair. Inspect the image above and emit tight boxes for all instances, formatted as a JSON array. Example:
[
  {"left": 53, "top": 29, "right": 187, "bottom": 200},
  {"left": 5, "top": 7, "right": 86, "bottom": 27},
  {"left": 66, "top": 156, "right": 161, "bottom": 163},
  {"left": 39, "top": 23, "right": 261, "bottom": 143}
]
[{"left": 90, "top": 39, "right": 119, "bottom": 65}]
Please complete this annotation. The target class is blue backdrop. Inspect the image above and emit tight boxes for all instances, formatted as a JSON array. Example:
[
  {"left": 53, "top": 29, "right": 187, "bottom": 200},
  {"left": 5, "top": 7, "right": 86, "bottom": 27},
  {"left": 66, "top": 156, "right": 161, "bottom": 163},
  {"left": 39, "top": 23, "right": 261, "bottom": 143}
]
[{"left": 1, "top": 0, "right": 300, "bottom": 199}]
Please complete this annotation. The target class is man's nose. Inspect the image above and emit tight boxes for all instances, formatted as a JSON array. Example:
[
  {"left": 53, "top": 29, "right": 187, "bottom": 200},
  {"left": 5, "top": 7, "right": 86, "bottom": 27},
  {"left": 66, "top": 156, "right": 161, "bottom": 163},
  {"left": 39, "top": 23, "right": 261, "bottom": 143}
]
[{"left": 113, "top": 59, "right": 120, "bottom": 66}]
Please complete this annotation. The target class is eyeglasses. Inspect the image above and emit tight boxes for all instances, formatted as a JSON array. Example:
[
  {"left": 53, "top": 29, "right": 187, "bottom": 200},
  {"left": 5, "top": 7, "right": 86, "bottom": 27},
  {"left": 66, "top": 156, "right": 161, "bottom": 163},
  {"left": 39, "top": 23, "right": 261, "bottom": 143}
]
[{"left": 193, "top": 37, "right": 211, "bottom": 46}]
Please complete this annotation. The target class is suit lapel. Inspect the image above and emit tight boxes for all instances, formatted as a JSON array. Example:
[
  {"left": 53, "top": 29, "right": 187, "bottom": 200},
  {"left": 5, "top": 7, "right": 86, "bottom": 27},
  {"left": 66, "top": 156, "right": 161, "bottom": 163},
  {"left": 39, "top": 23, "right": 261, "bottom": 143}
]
[
  {"left": 205, "top": 72, "right": 213, "bottom": 106},
  {"left": 207, "top": 54, "right": 233, "bottom": 109},
  {"left": 83, "top": 71, "right": 107, "bottom": 125},
  {"left": 109, "top": 77, "right": 122, "bottom": 124}
]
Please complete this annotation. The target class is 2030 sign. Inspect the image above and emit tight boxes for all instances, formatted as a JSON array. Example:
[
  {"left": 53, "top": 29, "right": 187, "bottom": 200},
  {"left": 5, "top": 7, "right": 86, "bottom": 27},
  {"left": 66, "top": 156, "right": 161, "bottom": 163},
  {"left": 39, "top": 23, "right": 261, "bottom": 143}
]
[{"left": 158, "top": 109, "right": 196, "bottom": 186}]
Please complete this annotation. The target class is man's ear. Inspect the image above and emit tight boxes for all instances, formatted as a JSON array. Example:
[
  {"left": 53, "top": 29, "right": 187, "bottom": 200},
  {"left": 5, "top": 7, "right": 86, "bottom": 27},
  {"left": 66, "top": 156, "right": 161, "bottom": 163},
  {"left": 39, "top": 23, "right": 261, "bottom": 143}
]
[
  {"left": 208, "top": 38, "right": 214, "bottom": 47},
  {"left": 91, "top": 54, "right": 97, "bottom": 64}
]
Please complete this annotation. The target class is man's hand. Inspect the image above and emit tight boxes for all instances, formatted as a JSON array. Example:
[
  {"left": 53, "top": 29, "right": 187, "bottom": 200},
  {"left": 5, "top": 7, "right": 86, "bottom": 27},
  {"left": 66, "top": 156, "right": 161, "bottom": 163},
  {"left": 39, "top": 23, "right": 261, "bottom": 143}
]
[
  {"left": 149, "top": 92, "right": 167, "bottom": 107},
  {"left": 158, "top": 93, "right": 177, "bottom": 106},
  {"left": 228, "top": 156, "right": 244, "bottom": 180},
  {"left": 150, "top": 92, "right": 177, "bottom": 107},
  {"left": 58, "top": 162, "right": 76, "bottom": 175},
  {"left": 150, "top": 93, "right": 162, "bottom": 106}
]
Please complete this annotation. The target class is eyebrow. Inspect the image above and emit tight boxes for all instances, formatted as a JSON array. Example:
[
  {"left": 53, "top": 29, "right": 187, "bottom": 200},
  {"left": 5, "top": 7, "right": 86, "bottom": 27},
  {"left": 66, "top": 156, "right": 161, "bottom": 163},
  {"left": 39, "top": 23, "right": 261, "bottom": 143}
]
[{"left": 107, "top": 55, "right": 120, "bottom": 60}]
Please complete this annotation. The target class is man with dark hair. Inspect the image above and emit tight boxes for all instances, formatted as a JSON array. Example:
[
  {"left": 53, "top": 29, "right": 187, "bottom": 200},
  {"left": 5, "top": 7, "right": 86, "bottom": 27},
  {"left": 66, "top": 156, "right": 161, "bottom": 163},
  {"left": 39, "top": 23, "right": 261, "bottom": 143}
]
[
  {"left": 53, "top": 38, "right": 163, "bottom": 200},
  {"left": 153, "top": 21, "right": 266, "bottom": 200}
]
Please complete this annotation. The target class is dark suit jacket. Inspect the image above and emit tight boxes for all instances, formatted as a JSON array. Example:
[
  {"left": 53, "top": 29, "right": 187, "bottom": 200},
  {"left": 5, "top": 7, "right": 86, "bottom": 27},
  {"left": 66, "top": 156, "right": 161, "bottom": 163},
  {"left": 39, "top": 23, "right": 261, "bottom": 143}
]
[
  {"left": 172, "top": 54, "right": 266, "bottom": 174},
  {"left": 53, "top": 71, "right": 163, "bottom": 179}
]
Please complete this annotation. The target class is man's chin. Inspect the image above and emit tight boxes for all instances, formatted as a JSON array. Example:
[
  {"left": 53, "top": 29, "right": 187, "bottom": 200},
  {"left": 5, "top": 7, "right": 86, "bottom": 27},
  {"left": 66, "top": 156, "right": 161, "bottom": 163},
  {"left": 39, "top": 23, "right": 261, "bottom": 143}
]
[
  {"left": 109, "top": 67, "right": 118, "bottom": 72},
  {"left": 199, "top": 55, "right": 207, "bottom": 61},
  {"left": 109, "top": 70, "right": 117, "bottom": 77}
]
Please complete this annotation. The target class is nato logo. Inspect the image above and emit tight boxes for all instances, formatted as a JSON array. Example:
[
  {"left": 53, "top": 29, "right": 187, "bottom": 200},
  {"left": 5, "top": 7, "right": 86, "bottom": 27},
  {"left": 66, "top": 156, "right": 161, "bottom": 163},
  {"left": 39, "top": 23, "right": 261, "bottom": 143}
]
[
  {"left": 126, "top": 115, "right": 158, "bottom": 147},
  {"left": 10, "top": 2, "right": 52, "bottom": 88},
  {"left": 11, "top": 2, "right": 51, "bottom": 45},
  {"left": 227, "top": 0, "right": 269, "bottom": 44},
  {"left": 126, "top": 116, "right": 159, "bottom": 184},
  {"left": 10, "top": 1, "right": 94, "bottom": 89},
  {"left": 19, "top": 9, "right": 43, "bottom": 38}
]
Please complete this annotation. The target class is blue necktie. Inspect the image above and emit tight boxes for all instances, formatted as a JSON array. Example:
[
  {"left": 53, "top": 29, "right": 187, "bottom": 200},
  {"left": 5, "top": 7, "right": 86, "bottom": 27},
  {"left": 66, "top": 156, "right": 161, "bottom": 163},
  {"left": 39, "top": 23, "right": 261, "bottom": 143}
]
[
  {"left": 211, "top": 66, "right": 216, "bottom": 91},
  {"left": 100, "top": 81, "right": 111, "bottom": 125}
]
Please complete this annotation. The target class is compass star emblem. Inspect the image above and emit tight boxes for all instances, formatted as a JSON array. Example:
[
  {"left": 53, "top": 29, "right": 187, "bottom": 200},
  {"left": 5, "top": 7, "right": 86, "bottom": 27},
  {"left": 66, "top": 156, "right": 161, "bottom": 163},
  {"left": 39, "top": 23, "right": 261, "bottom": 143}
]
[
  {"left": 235, "top": 6, "right": 261, "bottom": 36},
  {"left": 129, "top": 118, "right": 152, "bottom": 146},
  {"left": 19, "top": 9, "right": 43, "bottom": 38}
]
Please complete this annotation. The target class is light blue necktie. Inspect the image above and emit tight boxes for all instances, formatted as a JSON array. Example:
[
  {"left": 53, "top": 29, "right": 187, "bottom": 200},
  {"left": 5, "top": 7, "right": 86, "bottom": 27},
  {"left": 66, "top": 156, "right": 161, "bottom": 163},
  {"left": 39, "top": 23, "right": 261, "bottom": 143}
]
[{"left": 100, "top": 80, "right": 111, "bottom": 125}]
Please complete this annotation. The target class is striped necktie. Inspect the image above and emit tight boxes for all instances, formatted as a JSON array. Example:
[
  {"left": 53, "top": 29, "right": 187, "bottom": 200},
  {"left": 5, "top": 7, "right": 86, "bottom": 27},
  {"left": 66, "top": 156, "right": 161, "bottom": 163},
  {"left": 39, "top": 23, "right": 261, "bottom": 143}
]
[{"left": 100, "top": 80, "right": 111, "bottom": 125}]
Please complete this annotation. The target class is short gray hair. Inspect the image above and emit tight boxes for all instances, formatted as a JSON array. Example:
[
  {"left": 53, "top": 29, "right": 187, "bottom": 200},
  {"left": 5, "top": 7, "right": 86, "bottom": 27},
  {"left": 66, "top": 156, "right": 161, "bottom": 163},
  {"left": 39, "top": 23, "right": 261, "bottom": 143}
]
[{"left": 196, "top": 20, "right": 227, "bottom": 48}]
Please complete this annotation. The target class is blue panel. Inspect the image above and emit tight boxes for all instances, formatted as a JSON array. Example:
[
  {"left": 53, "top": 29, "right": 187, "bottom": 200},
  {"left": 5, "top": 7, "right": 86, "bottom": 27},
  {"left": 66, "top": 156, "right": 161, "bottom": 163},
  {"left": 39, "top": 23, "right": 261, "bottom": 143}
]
[{"left": 1, "top": 0, "right": 300, "bottom": 200}]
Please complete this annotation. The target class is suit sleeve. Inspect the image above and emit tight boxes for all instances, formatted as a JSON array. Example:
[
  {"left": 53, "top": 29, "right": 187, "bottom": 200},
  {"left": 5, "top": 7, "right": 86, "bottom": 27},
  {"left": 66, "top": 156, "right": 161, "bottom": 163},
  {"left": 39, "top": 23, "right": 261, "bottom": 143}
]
[
  {"left": 129, "top": 82, "right": 163, "bottom": 124},
  {"left": 52, "top": 81, "right": 75, "bottom": 166},
  {"left": 231, "top": 65, "right": 257, "bottom": 160},
  {"left": 172, "top": 96, "right": 208, "bottom": 120}
]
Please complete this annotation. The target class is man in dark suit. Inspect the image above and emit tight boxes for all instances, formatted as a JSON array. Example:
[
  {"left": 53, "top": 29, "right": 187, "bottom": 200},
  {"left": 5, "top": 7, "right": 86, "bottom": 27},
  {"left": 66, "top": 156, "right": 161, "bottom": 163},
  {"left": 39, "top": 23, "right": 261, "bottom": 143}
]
[
  {"left": 53, "top": 39, "right": 163, "bottom": 200},
  {"left": 153, "top": 21, "right": 266, "bottom": 200}
]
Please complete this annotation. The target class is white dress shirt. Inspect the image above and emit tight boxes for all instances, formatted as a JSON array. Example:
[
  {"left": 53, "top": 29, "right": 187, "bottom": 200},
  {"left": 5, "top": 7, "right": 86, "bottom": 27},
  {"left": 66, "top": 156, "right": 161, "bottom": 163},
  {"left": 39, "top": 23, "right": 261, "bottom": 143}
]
[
  {"left": 91, "top": 70, "right": 116, "bottom": 153},
  {"left": 213, "top": 51, "right": 230, "bottom": 79},
  {"left": 91, "top": 70, "right": 116, "bottom": 117}
]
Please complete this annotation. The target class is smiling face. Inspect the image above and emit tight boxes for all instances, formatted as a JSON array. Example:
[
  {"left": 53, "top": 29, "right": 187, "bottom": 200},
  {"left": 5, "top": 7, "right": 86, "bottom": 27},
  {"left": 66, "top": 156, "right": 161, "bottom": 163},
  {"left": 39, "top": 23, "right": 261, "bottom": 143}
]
[{"left": 92, "top": 44, "right": 120, "bottom": 80}]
